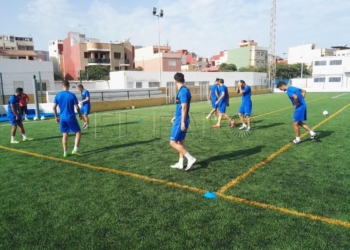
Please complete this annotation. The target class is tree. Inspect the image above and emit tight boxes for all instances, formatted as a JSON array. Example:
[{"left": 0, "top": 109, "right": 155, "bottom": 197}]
[
  {"left": 79, "top": 66, "right": 110, "bottom": 80},
  {"left": 134, "top": 66, "right": 143, "bottom": 71},
  {"left": 218, "top": 63, "right": 237, "bottom": 72},
  {"left": 54, "top": 72, "right": 64, "bottom": 81}
]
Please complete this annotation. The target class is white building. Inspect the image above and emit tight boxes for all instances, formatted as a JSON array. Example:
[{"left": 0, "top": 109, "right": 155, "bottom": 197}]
[
  {"left": 288, "top": 44, "right": 334, "bottom": 66},
  {"left": 286, "top": 56, "right": 350, "bottom": 92},
  {"left": 109, "top": 71, "right": 267, "bottom": 89},
  {"left": 48, "top": 40, "right": 63, "bottom": 72},
  {"left": 0, "top": 59, "right": 54, "bottom": 96}
]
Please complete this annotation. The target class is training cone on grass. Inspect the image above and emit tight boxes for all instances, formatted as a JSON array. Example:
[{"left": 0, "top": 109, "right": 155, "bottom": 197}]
[{"left": 204, "top": 191, "right": 217, "bottom": 199}]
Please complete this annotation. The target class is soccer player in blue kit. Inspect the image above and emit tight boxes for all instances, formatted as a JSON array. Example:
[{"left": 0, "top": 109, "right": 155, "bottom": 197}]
[
  {"left": 170, "top": 73, "right": 196, "bottom": 171},
  {"left": 206, "top": 78, "right": 219, "bottom": 120},
  {"left": 237, "top": 80, "right": 252, "bottom": 131},
  {"left": 277, "top": 81, "right": 317, "bottom": 144},
  {"left": 77, "top": 84, "right": 90, "bottom": 129},
  {"left": 212, "top": 79, "right": 236, "bottom": 128},
  {"left": 7, "top": 87, "right": 33, "bottom": 143},
  {"left": 53, "top": 80, "right": 83, "bottom": 157}
]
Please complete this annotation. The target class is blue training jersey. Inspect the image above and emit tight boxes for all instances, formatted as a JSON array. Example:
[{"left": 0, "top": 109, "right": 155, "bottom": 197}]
[
  {"left": 54, "top": 90, "right": 79, "bottom": 121},
  {"left": 7, "top": 95, "right": 20, "bottom": 117},
  {"left": 175, "top": 86, "right": 191, "bottom": 122},
  {"left": 210, "top": 84, "right": 218, "bottom": 101},
  {"left": 81, "top": 89, "right": 90, "bottom": 106},
  {"left": 218, "top": 84, "right": 228, "bottom": 105},
  {"left": 286, "top": 86, "right": 306, "bottom": 107},
  {"left": 242, "top": 85, "right": 252, "bottom": 105}
]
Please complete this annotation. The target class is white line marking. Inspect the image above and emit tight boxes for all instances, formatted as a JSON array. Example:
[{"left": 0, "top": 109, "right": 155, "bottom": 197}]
[{"left": 332, "top": 93, "right": 349, "bottom": 99}]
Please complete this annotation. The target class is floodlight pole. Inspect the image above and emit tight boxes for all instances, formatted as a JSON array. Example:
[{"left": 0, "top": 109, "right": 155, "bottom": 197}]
[{"left": 153, "top": 7, "right": 163, "bottom": 97}]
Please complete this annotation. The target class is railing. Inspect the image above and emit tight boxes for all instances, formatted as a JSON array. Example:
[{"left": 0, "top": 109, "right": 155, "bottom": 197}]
[
  {"left": 47, "top": 89, "right": 165, "bottom": 103},
  {"left": 88, "top": 58, "right": 111, "bottom": 64}
]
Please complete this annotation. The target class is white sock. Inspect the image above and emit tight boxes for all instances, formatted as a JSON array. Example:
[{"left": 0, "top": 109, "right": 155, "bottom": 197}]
[
  {"left": 64, "top": 151, "right": 68, "bottom": 154},
  {"left": 296, "top": 137, "right": 301, "bottom": 141},
  {"left": 178, "top": 158, "right": 184, "bottom": 165},
  {"left": 206, "top": 114, "right": 210, "bottom": 118},
  {"left": 247, "top": 127, "right": 250, "bottom": 129},
  {"left": 310, "top": 130, "right": 316, "bottom": 136},
  {"left": 74, "top": 146, "right": 78, "bottom": 151},
  {"left": 11, "top": 136, "right": 15, "bottom": 141},
  {"left": 185, "top": 152, "right": 193, "bottom": 160},
  {"left": 22, "top": 134, "right": 27, "bottom": 139}
]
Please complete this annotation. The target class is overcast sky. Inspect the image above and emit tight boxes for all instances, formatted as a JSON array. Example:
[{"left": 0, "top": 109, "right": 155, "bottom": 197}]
[{"left": 1, "top": 0, "right": 349, "bottom": 57}]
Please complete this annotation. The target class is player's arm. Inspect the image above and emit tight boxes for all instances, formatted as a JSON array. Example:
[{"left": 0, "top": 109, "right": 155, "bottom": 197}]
[
  {"left": 227, "top": 91, "right": 230, "bottom": 106},
  {"left": 215, "top": 92, "right": 225, "bottom": 104},
  {"left": 239, "top": 85, "right": 245, "bottom": 95},
  {"left": 208, "top": 91, "right": 212, "bottom": 101},
  {"left": 215, "top": 89, "right": 219, "bottom": 99},
  {"left": 181, "top": 102, "right": 188, "bottom": 131},
  {"left": 301, "top": 89, "right": 306, "bottom": 98},
  {"left": 292, "top": 94, "right": 299, "bottom": 108},
  {"left": 80, "top": 92, "right": 90, "bottom": 104},
  {"left": 74, "top": 104, "right": 83, "bottom": 120},
  {"left": 53, "top": 103, "right": 60, "bottom": 123},
  {"left": 10, "top": 104, "right": 19, "bottom": 119}
]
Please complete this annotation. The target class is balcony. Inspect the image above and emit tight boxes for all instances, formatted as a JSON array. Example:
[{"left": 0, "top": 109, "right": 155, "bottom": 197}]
[
  {"left": 86, "top": 43, "right": 110, "bottom": 51},
  {"left": 88, "top": 58, "right": 111, "bottom": 64}
]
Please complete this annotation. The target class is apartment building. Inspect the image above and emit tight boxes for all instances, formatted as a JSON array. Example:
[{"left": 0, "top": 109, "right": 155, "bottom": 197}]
[
  {"left": 48, "top": 40, "right": 64, "bottom": 72},
  {"left": 227, "top": 40, "right": 268, "bottom": 69},
  {"left": 134, "top": 45, "right": 181, "bottom": 72},
  {"left": 288, "top": 44, "right": 334, "bottom": 66},
  {"left": 62, "top": 32, "right": 135, "bottom": 80}
]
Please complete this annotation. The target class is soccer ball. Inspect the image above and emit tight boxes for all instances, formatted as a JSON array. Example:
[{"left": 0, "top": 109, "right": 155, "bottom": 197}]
[
  {"left": 323, "top": 110, "right": 328, "bottom": 116},
  {"left": 41, "top": 116, "right": 46, "bottom": 120},
  {"left": 33, "top": 117, "right": 38, "bottom": 121}
]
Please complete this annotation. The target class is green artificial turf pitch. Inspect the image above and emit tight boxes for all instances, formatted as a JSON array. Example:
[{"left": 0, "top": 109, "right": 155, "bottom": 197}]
[{"left": 0, "top": 92, "right": 350, "bottom": 249}]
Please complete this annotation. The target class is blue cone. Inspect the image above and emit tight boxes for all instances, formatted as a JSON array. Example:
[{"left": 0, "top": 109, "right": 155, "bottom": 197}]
[
  {"left": 204, "top": 191, "right": 217, "bottom": 199},
  {"left": 138, "top": 118, "right": 142, "bottom": 122}
]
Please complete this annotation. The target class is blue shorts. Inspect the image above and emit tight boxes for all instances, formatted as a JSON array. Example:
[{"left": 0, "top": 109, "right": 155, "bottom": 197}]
[
  {"left": 81, "top": 104, "right": 91, "bottom": 115},
  {"left": 60, "top": 119, "right": 81, "bottom": 133},
  {"left": 8, "top": 116, "right": 22, "bottom": 126},
  {"left": 238, "top": 104, "right": 252, "bottom": 116},
  {"left": 293, "top": 107, "right": 307, "bottom": 122},
  {"left": 170, "top": 120, "right": 189, "bottom": 142},
  {"left": 211, "top": 99, "right": 218, "bottom": 109},
  {"left": 218, "top": 103, "right": 227, "bottom": 114}
]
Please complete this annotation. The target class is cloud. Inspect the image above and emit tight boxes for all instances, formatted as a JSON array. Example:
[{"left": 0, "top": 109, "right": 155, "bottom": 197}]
[{"left": 18, "top": 0, "right": 350, "bottom": 56}]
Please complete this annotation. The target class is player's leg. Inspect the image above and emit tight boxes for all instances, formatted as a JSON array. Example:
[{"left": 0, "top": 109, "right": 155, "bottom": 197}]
[
  {"left": 80, "top": 106, "right": 87, "bottom": 128},
  {"left": 213, "top": 104, "right": 226, "bottom": 128},
  {"left": 222, "top": 113, "right": 236, "bottom": 128},
  {"left": 24, "top": 106, "right": 28, "bottom": 120},
  {"left": 10, "top": 123, "right": 19, "bottom": 143},
  {"left": 238, "top": 105, "right": 246, "bottom": 129},
  {"left": 213, "top": 112, "right": 223, "bottom": 128},
  {"left": 299, "top": 122, "right": 317, "bottom": 139},
  {"left": 83, "top": 115, "right": 89, "bottom": 129},
  {"left": 293, "top": 121, "right": 301, "bottom": 143},
  {"left": 245, "top": 105, "right": 252, "bottom": 131},
  {"left": 18, "top": 122, "right": 32, "bottom": 141},
  {"left": 62, "top": 133, "right": 68, "bottom": 154},
  {"left": 69, "top": 119, "right": 82, "bottom": 155}
]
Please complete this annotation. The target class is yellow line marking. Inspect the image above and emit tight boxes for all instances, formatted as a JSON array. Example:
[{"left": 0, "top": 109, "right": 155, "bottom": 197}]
[
  {"left": 216, "top": 193, "right": 350, "bottom": 228},
  {"left": 0, "top": 145, "right": 350, "bottom": 228},
  {"left": 252, "top": 97, "right": 327, "bottom": 119},
  {"left": 217, "top": 102, "right": 350, "bottom": 194}
]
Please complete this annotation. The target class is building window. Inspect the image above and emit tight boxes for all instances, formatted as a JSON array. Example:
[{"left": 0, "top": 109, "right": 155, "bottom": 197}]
[
  {"left": 149, "top": 82, "right": 160, "bottom": 87},
  {"left": 185, "top": 82, "right": 195, "bottom": 86},
  {"left": 84, "top": 52, "right": 90, "bottom": 58},
  {"left": 314, "top": 77, "right": 325, "bottom": 82},
  {"left": 168, "top": 60, "right": 176, "bottom": 66},
  {"left": 261, "top": 52, "right": 264, "bottom": 56},
  {"left": 330, "top": 60, "right": 342, "bottom": 65},
  {"left": 329, "top": 77, "right": 341, "bottom": 82},
  {"left": 114, "top": 52, "right": 121, "bottom": 59},
  {"left": 36, "top": 82, "right": 47, "bottom": 91},
  {"left": 314, "top": 61, "right": 326, "bottom": 66},
  {"left": 257, "top": 52, "right": 260, "bottom": 56},
  {"left": 136, "top": 82, "right": 142, "bottom": 88},
  {"left": 10, "top": 36, "right": 14, "bottom": 42}
]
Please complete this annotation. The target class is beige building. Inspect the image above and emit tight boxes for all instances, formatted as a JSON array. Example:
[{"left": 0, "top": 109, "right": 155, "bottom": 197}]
[{"left": 62, "top": 32, "right": 135, "bottom": 80}]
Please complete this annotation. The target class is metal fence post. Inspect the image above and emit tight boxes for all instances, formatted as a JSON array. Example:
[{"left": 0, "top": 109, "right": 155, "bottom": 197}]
[
  {"left": 148, "top": 90, "right": 151, "bottom": 98},
  {"left": 101, "top": 92, "right": 104, "bottom": 101},
  {"left": 0, "top": 73, "right": 4, "bottom": 105},
  {"left": 127, "top": 91, "right": 129, "bottom": 99},
  {"left": 39, "top": 71, "right": 43, "bottom": 103}
]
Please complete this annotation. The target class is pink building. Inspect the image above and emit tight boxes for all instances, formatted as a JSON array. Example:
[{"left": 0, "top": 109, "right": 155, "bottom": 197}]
[{"left": 135, "top": 46, "right": 181, "bottom": 72}]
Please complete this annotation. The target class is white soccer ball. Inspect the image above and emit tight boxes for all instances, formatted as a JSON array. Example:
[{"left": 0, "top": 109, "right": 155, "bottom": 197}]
[
  {"left": 323, "top": 110, "right": 328, "bottom": 116},
  {"left": 41, "top": 116, "right": 46, "bottom": 120},
  {"left": 33, "top": 117, "right": 38, "bottom": 121}
]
